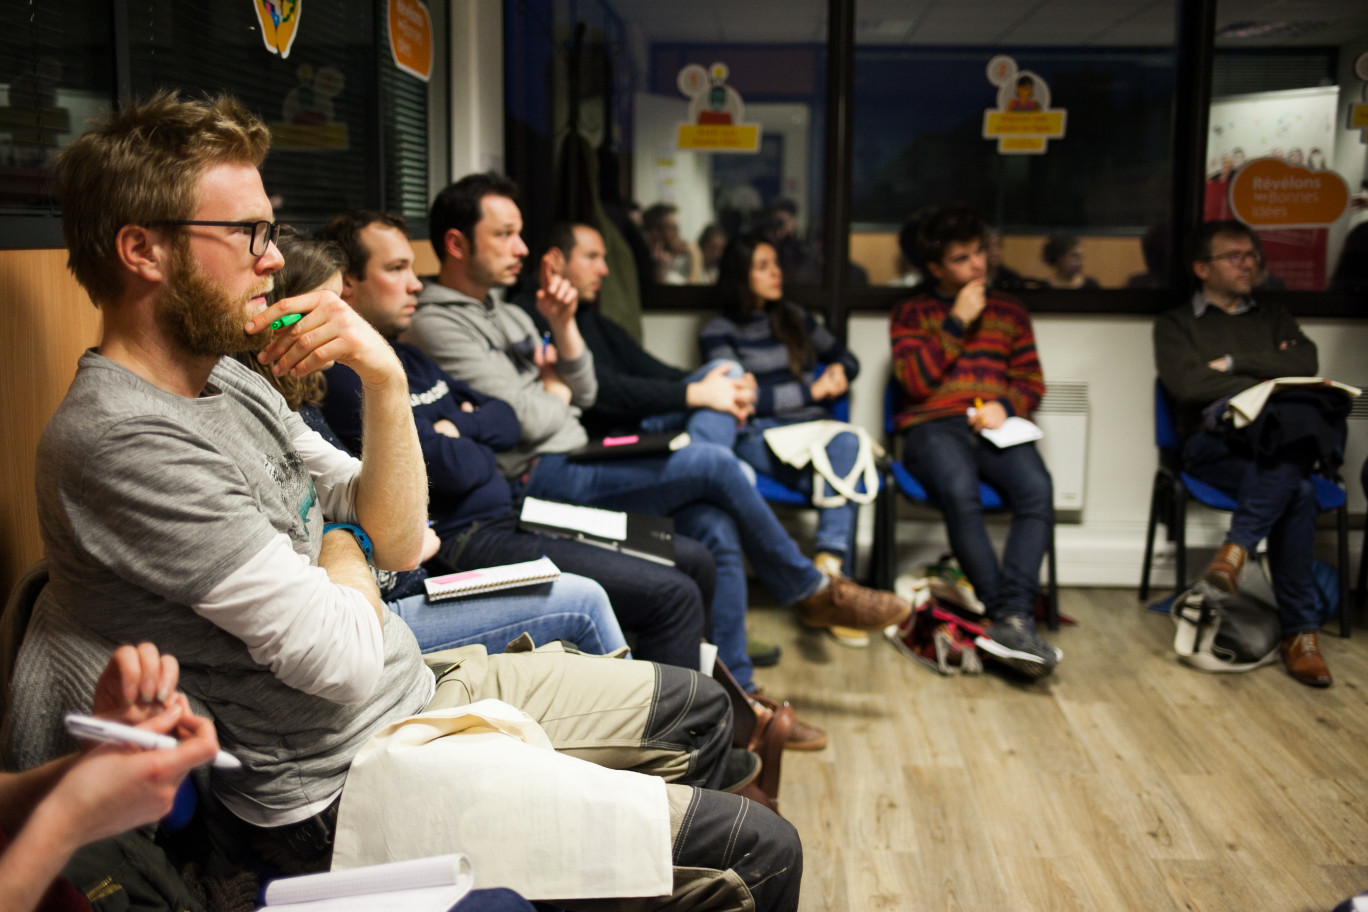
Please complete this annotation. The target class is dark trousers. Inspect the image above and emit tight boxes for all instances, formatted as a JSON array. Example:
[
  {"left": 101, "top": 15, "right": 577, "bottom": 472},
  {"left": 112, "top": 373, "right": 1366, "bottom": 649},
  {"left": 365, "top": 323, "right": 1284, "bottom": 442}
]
[
  {"left": 444, "top": 517, "right": 714, "bottom": 670},
  {"left": 902, "top": 417, "right": 1054, "bottom": 620},
  {"left": 1184, "top": 429, "right": 1319, "bottom": 633}
]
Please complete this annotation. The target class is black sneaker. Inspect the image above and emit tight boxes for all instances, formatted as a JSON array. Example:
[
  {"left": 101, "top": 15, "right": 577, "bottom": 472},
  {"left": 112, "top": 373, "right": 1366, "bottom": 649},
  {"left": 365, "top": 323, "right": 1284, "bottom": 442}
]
[
  {"left": 747, "top": 637, "right": 782, "bottom": 668},
  {"left": 720, "top": 747, "right": 762, "bottom": 793},
  {"left": 976, "top": 614, "right": 1061, "bottom": 678}
]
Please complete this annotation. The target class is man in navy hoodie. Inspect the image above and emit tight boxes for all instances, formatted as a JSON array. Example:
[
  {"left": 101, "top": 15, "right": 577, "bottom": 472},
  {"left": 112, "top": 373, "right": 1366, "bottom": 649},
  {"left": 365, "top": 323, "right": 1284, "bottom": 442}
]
[{"left": 317, "top": 211, "right": 716, "bottom": 672}]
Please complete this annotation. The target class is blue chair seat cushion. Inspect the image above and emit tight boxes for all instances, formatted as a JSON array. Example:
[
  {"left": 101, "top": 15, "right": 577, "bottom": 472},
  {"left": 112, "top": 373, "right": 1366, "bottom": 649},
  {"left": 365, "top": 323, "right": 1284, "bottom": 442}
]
[
  {"left": 1177, "top": 470, "right": 1346, "bottom": 512},
  {"left": 890, "top": 461, "right": 1004, "bottom": 510}
]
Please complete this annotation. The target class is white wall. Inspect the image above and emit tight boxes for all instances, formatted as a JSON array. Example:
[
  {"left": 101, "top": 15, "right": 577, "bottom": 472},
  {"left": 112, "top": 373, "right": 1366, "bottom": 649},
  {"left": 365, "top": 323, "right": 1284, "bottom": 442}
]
[
  {"left": 642, "top": 309, "right": 1368, "bottom": 588},
  {"left": 447, "top": 0, "right": 505, "bottom": 177}
]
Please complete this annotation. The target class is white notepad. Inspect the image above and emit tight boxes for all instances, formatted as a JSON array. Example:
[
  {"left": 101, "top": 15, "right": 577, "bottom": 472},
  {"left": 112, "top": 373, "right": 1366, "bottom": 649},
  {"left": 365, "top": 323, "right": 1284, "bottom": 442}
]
[
  {"left": 257, "top": 853, "right": 472, "bottom": 912},
  {"left": 424, "top": 556, "right": 561, "bottom": 601}
]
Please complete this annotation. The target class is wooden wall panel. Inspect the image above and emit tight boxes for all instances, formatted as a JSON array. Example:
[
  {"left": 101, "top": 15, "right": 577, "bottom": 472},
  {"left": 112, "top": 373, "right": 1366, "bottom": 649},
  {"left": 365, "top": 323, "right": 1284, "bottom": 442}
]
[
  {"left": 851, "top": 231, "right": 1147, "bottom": 288},
  {"left": 0, "top": 250, "right": 101, "bottom": 599}
]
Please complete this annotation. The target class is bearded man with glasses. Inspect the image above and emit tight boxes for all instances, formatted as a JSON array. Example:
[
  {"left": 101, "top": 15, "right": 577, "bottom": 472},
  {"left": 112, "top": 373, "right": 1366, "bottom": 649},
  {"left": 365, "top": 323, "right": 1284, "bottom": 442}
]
[{"left": 1154, "top": 219, "right": 1338, "bottom": 687}]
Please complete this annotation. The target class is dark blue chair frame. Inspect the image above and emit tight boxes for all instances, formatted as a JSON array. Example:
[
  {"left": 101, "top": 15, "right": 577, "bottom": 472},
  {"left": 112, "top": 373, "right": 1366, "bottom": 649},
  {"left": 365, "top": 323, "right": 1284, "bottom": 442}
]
[
  {"left": 1139, "top": 380, "right": 1350, "bottom": 638},
  {"left": 871, "top": 380, "right": 1060, "bottom": 631}
]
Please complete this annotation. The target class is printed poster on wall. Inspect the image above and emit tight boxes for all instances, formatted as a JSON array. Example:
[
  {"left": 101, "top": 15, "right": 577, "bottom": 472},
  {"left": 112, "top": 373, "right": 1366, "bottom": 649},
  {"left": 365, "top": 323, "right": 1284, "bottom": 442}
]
[
  {"left": 675, "top": 63, "right": 761, "bottom": 153},
  {"left": 981, "top": 55, "right": 1066, "bottom": 154},
  {"left": 1205, "top": 86, "right": 1349, "bottom": 289}
]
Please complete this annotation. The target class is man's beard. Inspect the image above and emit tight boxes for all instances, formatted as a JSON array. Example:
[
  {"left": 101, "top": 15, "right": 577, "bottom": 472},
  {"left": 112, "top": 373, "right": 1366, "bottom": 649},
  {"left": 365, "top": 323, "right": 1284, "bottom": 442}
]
[{"left": 159, "top": 241, "right": 274, "bottom": 358}]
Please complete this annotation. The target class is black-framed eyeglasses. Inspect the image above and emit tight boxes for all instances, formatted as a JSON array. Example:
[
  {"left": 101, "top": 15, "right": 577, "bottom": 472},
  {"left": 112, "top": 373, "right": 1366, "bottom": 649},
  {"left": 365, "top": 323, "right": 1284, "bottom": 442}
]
[
  {"left": 1201, "top": 250, "right": 1261, "bottom": 268},
  {"left": 146, "top": 220, "right": 280, "bottom": 257}
]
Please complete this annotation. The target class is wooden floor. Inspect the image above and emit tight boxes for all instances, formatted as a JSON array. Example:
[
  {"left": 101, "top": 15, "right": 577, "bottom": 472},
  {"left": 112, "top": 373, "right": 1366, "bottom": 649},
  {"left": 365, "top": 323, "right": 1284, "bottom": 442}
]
[{"left": 748, "top": 588, "right": 1368, "bottom": 912}]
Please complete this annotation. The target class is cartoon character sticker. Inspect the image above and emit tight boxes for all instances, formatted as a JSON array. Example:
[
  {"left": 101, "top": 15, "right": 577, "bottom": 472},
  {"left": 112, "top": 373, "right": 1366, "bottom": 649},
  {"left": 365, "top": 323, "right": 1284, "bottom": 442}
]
[
  {"left": 982, "top": 55, "right": 1066, "bottom": 154},
  {"left": 254, "top": 0, "right": 301, "bottom": 59},
  {"left": 675, "top": 63, "right": 761, "bottom": 153}
]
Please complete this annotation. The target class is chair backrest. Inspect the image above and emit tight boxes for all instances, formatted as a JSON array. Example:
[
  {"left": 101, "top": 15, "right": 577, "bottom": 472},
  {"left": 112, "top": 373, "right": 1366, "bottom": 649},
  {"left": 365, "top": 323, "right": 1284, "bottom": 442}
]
[
  {"left": 0, "top": 561, "right": 48, "bottom": 730},
  {"left": 883, "top": 378, "right": 898, "bottom": 436},
  {"left": 1153, "top": 379, "right": 1184, "bottom": 457},
  {"left": 809, "top": 362, "right": 850, "bottom": 421}
]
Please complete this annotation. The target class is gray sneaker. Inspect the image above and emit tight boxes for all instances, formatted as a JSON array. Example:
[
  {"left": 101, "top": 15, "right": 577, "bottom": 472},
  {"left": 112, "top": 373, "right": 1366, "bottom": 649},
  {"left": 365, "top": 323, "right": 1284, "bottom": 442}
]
[{"left": 976, "top": 614, "right": 1060, "bottom": 678}]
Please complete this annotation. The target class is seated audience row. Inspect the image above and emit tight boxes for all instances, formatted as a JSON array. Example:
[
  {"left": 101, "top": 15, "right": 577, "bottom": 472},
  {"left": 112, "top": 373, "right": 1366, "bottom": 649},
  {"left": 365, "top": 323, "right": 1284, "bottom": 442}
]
[{"left": 14, "top": 91, "right": 802, "bottom": 911}]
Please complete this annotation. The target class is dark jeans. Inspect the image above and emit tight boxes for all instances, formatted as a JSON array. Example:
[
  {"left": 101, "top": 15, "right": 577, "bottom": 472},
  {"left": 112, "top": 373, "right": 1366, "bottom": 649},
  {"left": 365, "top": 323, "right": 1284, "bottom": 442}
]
[
  {"left": 1184, "top": 429, "right": 1319, "bottom": 633},
  {"left": 522, "top": 444, "right": 829, "bottom": 693},
  {"left": 444, "top": 516, "right": 714, "bottom": 670},
  {"left": 902, "top": 417, "right": 1053, "bottom": 620}
]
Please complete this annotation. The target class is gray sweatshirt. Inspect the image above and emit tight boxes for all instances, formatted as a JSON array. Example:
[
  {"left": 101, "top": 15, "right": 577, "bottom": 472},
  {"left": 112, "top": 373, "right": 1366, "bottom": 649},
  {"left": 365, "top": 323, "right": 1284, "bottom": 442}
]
[{"left": 407, "top": 282, "right": 597, "bottom": 476}]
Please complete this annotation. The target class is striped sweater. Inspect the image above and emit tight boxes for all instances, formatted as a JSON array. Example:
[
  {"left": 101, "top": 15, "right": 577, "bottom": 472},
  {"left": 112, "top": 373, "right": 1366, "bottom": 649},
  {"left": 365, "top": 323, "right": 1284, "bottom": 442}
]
[
  {"left": 890, "top": 288, "right": 1044, "bottom": 431},
  {"left": 699, "top": 302, "right": 860, "bottom": 419}
]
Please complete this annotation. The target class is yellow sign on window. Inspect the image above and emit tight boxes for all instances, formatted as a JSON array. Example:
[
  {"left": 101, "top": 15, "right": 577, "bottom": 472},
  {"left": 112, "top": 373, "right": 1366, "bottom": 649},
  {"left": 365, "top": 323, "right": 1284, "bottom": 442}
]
[{"left": 981, "top": 55, "right": 1067, "bottom": 155}]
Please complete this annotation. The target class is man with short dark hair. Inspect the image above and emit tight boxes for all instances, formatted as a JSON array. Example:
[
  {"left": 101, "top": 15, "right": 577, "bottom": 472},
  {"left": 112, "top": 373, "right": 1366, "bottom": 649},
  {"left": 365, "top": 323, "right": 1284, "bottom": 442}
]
[
  {"left": 405, "top": 174, "right": 911, "bottom": 659},
  {"left": 890, "top": 203, "right": 1059, "bottom": 678},
  {"left": 33, "top": 94, "right": 802, "bottom": 910},
  {"left": 317, "top": 210, "right": 716, "bottom": 672},
  {"left": 1155, "top": 219, "right": 1334, "bottom": 687}
]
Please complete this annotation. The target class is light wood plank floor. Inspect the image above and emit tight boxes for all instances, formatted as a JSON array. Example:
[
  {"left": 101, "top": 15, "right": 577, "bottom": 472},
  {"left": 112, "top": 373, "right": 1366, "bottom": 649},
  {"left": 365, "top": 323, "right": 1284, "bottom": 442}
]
[{"left": 747, "top": 588, "right": 1368, "bottom": 912}]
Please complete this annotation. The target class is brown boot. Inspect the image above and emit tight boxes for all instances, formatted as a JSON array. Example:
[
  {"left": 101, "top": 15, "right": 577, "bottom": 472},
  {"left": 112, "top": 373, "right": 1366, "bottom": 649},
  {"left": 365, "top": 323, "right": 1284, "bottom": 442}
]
[
  {"left": 1203, "top": 542, "right": 1247, "bottom": 594},
  {"left": 797, "top": 576, "right": 912, "bottom": 631},
  {"left": 1280, "top": 632, "right": 1332, "bottom": 687}
]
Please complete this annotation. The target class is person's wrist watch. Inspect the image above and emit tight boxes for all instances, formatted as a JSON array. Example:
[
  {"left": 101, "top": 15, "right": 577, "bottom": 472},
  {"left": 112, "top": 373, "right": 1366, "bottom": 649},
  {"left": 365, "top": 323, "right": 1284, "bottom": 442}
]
[{"left": 323, "top": 522, "right": 374, "bottom": 561}]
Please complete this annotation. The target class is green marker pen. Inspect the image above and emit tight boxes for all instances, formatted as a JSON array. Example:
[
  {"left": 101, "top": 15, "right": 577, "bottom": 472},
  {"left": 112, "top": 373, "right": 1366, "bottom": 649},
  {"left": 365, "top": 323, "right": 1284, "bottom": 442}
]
[{"left": 270, "top": 313, "right": 304, "bottom": 331}]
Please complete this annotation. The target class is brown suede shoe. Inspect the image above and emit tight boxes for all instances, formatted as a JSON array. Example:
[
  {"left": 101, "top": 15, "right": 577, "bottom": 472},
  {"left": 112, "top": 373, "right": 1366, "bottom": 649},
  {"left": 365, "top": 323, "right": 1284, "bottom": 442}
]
[
  {"left": 1203, "top": 542, "right": 1247, "bottom": 594},
  {"left": 798, "top": 576, "right": 912, "bottom": 631},
  {"left": 1280, "top": 631, "right": 1332, "bottom": 687}
]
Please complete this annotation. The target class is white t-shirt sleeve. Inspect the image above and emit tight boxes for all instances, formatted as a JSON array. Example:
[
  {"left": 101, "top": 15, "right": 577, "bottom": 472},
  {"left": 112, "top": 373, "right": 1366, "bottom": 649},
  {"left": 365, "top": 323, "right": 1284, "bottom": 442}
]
[
  {"left": 194, "top": 532, "right": 385, "bottom": 703},
  {"left": 290, "top": 421, "right": 363, "bottom": 525}
]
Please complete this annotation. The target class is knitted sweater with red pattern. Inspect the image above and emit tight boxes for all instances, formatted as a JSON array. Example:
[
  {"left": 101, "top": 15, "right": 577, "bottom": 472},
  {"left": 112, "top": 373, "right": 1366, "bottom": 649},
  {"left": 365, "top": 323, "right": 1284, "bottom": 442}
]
[{"left": 889, "top": 288, "right": 1045, "bottom": 431}]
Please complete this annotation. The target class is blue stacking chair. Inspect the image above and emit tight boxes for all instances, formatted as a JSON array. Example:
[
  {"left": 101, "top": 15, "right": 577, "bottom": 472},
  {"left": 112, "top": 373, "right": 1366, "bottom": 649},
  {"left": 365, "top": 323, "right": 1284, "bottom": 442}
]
[
  {"left": 749, "top": 372, "right": 873, "bottom": 580},
  {"left": 1139, "top": 380, "right": 1350, "bottom": 637},
  {"left": 873, "top": 380, "right": 1060, "bottom": 631}
]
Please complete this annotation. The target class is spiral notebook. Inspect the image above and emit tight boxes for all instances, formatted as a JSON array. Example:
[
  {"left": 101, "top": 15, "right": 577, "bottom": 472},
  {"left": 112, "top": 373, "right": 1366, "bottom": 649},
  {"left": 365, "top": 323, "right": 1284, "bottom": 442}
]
[
  {"left": 424, "top": 556, "right": 561, "bottom": 601},
  {"left": 257, "top": 853, "right": 471, "bottom": 912}
]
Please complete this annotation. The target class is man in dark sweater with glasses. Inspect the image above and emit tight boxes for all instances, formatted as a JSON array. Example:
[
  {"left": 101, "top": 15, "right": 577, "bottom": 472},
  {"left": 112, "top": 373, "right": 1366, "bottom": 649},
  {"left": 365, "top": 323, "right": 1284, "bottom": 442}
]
[{"left": 1155, "top": 219, "right": 1334, "bottom": 687}]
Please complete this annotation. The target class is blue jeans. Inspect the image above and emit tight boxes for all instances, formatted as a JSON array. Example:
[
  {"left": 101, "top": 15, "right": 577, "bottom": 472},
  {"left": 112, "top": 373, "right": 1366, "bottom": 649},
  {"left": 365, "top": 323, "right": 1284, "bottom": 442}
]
[
  {"left": 1184, "top": 429, "right": 1319, "bottom": 633},
  {"left": 387, "top": 572, "right": 628, "bottom": 655},
  {"left": 903, "top": 417, "right": 1053, "bottom": 620},
  {"left": 639, "top": 359, "right": 740, "bottom": 436},
  {"left": 442, "top": 517, "right": 712, "bottom": 671},
  {"left": 690, "top": 409, "right": 862, "bottom": 568},
  {"left": 524, "top": 443, "right": 828, "bottom": 692}
]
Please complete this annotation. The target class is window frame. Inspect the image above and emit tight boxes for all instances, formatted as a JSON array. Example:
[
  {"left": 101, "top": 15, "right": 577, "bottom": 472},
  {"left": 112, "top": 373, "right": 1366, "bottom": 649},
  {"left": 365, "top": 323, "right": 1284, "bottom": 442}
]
[{"left": 0, "top": 0, "right": 446, "bottom": 249}]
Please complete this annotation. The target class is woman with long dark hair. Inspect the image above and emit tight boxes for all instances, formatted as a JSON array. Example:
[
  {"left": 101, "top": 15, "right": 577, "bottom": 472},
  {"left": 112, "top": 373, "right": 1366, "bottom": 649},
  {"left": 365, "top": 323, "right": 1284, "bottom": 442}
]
[{"left": 698, "top": 235, "right": 872, "bottom": 645}]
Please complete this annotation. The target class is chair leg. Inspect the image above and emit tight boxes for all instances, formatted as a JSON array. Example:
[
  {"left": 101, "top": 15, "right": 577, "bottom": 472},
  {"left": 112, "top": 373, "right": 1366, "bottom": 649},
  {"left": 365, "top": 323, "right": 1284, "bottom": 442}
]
[
  {"left": 1173, "top": 489, "right": 1188, "bottom": 597},
  {"left": 1139, "top": 472, "right": 1164, "bottom": 601},
  {"left": 1337, "top": 504, "right": 1350, "bottom": 638},
  {"left": 1357, "top": 515, "right": 1368, "bottom": 614},
  {"left": 1045, "top": 519, "right": 1059, "bottom": 632},
  {"left": 871, "top": 469, "right": 896, "bottom": 592}
]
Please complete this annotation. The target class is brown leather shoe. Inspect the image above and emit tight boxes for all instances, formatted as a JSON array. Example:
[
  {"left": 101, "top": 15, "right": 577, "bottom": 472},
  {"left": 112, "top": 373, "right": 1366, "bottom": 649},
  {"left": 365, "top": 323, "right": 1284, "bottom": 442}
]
[
  {"left": 1280, "top": 631, "right": 1332, "bottom": 687},
  {"left": 752, "top": 693, "right": 828, "bottom": 751},
  {"left": 798, "top": 576, "right": 912, "bottom": 631},
  {"left": 1203, "top": 542, "right": 1247, "bottom": 594}
]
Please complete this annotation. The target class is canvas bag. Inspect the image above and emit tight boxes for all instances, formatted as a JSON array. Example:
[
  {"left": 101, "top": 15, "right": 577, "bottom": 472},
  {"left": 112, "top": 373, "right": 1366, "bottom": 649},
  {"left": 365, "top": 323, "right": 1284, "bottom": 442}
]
[{"left": 761, "top": 419, "right": 881, "bottom": 507}]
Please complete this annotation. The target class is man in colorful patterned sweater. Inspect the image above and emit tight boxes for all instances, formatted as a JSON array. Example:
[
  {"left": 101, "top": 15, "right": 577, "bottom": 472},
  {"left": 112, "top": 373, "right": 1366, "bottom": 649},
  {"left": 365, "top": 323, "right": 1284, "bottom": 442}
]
[{"left": 889, "top": 204, "right": 1060, "bottom": 677}]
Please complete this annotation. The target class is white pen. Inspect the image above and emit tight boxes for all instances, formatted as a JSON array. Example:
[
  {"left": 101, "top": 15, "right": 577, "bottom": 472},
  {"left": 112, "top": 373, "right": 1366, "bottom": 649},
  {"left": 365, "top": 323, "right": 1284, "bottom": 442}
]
[{"left": 63, "top": 712, "right": 242, "bottom": 771}]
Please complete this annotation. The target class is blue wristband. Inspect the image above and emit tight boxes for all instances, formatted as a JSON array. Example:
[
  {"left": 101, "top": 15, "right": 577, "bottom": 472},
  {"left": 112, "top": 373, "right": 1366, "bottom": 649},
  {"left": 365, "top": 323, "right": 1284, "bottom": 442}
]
[{"left": 323, "top": 522, "right": 374, "bottom": 561}]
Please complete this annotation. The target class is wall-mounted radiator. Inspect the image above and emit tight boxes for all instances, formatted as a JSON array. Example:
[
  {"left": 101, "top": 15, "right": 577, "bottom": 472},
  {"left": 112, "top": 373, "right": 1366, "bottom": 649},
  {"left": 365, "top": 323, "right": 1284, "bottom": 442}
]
[{"left": 1034, "top": 380, "right": 1089, "bottom": 512}]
